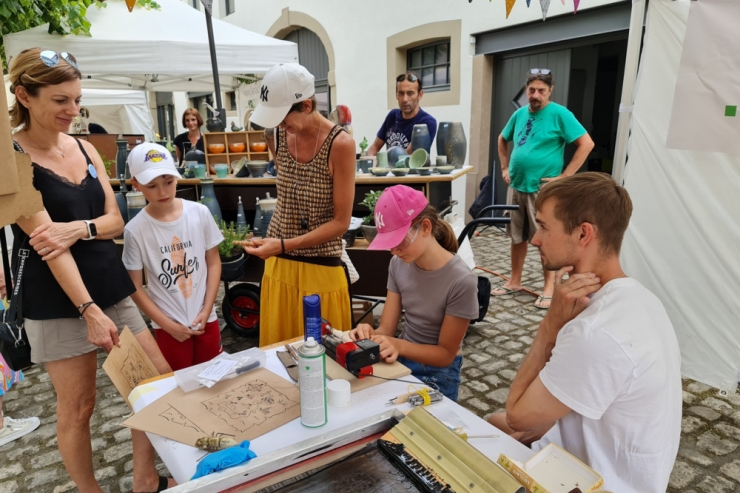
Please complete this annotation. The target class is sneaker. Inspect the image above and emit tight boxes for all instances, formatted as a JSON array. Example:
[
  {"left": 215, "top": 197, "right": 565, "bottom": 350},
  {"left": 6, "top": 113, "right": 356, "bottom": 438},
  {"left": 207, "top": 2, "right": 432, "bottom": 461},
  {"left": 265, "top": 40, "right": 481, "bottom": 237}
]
[{"left": 0, "top": 416, "right": 41, "bottom": 446}]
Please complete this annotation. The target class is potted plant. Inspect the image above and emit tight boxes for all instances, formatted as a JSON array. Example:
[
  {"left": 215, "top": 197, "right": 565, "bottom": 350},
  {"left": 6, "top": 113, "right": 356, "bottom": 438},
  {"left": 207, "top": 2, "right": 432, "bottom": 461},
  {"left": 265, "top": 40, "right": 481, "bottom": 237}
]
[
  {"left": 359, "top": 189, "right": 383, "bottom": 244},
  {"left": 216, "top": 218, "right": 252, "bottom": 282}
]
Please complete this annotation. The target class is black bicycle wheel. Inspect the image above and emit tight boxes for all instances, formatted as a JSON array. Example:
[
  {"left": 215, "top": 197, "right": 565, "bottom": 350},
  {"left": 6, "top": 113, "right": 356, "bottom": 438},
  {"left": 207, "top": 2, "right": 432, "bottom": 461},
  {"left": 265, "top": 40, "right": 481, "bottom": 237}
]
[{"left": 222, "top": 283, "right": 260, "bottom": 338}]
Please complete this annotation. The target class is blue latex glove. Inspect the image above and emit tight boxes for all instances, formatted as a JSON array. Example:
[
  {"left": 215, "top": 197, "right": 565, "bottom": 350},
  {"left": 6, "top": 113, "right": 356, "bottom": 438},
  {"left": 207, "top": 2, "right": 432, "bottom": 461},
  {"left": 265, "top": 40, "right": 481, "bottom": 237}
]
[{"left": 191, "top": 440, "right": 257, "bottom": 480}]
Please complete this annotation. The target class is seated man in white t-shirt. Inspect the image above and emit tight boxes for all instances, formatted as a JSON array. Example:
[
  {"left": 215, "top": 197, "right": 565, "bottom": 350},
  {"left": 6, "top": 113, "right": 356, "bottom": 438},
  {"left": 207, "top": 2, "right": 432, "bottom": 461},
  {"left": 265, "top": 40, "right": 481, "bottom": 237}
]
[{"left": 487, "top": 172, "right": 682, "bottom": 493}]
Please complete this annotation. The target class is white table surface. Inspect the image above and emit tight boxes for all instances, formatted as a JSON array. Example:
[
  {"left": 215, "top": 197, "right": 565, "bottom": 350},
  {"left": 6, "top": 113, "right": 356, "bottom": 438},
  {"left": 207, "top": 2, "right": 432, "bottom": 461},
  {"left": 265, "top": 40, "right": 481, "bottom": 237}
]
[{"left": 130, "top": 347, "right": 534, "bottom": 487}]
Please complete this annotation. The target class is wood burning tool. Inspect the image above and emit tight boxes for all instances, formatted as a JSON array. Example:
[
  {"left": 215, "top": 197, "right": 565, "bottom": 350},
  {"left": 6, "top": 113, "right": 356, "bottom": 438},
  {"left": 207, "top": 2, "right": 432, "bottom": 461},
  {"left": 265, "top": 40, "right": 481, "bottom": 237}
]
[
  {"left": 321, "top": 326, "right": 380, "bottom": 377},
  {"left": 387, "top": 387, "right": 444, "bottom": 407}
]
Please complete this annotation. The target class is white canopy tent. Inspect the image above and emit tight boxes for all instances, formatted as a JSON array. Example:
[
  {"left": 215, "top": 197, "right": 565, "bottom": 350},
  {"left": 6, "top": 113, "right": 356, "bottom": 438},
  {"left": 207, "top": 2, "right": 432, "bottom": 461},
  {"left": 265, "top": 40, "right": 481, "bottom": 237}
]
[
  {"left": 619, "top": 0, "right": 740, "bottom": 392},
  {"left": 79, "top": 89, "right": 156, "bottom": 141},
  {"left": 3, "top": 0, "right": 298, "bottom": 92}
]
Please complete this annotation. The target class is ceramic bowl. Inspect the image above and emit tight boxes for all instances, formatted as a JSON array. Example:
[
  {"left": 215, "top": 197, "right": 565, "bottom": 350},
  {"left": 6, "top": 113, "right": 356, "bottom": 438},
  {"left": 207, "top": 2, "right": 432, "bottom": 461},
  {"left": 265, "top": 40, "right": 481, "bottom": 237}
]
[
  {"left": 409, "top": 148, "right": 428, "bottom": 169},
  {"left": 435, "top": 165, "right": 454, "bottom": 174},
  {"left": 370, "top": 167, "right": 390, "bottom": 177},
  {"left": 231, "top": 157, "right": 247, "bottom": 174},
  {"left": 175, "top": 167, "right": 186, "bottom": 176},
  {"left": 416, "top": 167, "right": 432, "bottom": 176},
  {"left": 391, "top": 168, "right": 410, "bottom": 177},
  {"left": 250, "top": 142, "right": 268, "bottom": 152},
  {"left": 229, "top": 142, "right": 246, "bottom": 153},
  {"left": 246, "top": 160, "right": 269, "bottom": 177},
  {"left": 387, "top": 146, "right": 408, "bottom": 167},
  {"left": 207, "top": 143, "right": 225, "bottom": 154}
]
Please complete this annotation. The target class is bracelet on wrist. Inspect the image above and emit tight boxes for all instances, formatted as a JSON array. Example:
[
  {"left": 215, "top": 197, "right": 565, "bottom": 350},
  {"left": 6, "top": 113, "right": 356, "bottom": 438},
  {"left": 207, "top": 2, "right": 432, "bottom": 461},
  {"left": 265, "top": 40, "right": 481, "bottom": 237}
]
[{"left": 78, "top": 301, "right": 96, "bottom": 319}]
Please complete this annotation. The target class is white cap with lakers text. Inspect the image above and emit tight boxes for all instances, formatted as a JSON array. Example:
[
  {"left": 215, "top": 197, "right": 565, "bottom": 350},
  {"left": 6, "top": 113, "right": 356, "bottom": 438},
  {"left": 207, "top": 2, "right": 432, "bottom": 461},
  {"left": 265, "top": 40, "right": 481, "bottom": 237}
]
[
  {"left": 127, "top": 143, "right": 180, "bottom": 185},
  {"left": 250, "top": 63, "right": 315, "bottom": 128}
]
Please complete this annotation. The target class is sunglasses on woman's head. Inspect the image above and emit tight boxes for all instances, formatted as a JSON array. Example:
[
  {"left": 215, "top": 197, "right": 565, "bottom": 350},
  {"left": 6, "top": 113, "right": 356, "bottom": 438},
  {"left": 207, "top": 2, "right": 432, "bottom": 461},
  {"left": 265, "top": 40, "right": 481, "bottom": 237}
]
[
  {"left": 39, "top": 51, "right": 78, "bottom": 70},
  {"left": 396, "top": 73, "right": 419, "bottom": 83},
  {"left": 529, "top": 68, "right": 551, "bottom": 75}
]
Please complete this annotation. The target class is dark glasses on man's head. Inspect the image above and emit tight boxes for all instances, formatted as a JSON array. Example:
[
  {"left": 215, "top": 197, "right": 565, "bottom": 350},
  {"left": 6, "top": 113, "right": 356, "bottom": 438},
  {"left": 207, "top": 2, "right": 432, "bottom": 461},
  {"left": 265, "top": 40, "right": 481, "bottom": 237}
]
[
  {"left": 529, "top": 68, "right": 551, "bottom": 75},
  {"left": 396, "top": 73, "right": 419, "bottom": 83},
  {"left": 40, "top": 51, "right": 78, "bottom": 70}
]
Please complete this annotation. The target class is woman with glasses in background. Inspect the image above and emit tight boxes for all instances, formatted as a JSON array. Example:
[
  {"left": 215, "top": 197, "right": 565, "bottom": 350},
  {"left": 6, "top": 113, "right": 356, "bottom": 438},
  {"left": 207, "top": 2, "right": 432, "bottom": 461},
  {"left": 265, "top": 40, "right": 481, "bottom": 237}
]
[
  {"left": 349, "top": 186, "right": 479, "bottom": 401},
  {"left": 173, "top": 108, "right": 205, "bottom": 164},
  {"left": 8, "top": 48, "right": 173, "bottom": 493}
]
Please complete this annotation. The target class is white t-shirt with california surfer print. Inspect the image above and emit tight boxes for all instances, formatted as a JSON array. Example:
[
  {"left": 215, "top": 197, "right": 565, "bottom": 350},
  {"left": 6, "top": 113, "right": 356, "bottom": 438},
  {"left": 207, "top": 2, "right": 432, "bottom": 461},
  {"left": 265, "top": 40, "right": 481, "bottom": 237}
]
[{"left": 122, "top": 199, "right": 223, "bottom": 328}]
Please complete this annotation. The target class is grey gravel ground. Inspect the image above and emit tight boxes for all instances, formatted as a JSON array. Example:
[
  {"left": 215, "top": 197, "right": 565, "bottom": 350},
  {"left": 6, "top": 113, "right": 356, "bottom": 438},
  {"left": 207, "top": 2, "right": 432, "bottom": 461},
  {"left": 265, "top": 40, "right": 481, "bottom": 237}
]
[{"left": 1, "top": 229, "right": 738, "bottom": 492}]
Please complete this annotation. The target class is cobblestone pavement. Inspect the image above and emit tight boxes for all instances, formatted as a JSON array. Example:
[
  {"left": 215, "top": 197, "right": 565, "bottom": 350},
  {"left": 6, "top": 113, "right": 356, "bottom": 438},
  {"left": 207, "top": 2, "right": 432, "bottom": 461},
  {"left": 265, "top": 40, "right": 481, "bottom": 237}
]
[{"left": 1, "top": 230, "right": 738, "bottom": 492}]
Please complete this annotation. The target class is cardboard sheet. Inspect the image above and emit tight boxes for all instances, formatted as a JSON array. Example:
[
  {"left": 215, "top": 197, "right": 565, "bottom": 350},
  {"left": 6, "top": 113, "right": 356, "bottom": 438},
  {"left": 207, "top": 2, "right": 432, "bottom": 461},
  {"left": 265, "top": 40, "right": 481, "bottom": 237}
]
[
  {"left": 0, "top": 81, "right": 20, "bottom": 196},
  {"left": 102, "top": 327, "right": 160, "bottom": 408},
  {"left": 0, "top": 152, "right": 44, "bottom": 228},
  {"left": 123, "top": 367, "right": 300, "bottom": 447}
]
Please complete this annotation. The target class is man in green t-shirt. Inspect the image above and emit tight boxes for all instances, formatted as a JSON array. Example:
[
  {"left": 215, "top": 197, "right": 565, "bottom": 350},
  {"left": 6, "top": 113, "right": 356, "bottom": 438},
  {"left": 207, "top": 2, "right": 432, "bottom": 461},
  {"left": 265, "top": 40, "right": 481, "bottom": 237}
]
[{"left": 493, "top": 69, "right": 594, "bottom": 309}]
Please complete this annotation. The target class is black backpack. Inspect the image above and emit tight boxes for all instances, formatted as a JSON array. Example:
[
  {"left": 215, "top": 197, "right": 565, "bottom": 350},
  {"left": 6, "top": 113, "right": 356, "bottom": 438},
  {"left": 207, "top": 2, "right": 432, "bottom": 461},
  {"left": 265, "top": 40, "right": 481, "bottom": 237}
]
[{"left": 469, "top": 174, "right": 494, "bottom": 219}]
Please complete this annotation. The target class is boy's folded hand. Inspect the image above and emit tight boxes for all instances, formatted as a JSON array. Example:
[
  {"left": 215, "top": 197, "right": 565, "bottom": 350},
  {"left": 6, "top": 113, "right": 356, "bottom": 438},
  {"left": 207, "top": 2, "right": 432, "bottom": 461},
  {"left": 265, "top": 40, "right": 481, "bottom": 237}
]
[{"left": 164, "top": 321, "right": 204, "bottom": 342}]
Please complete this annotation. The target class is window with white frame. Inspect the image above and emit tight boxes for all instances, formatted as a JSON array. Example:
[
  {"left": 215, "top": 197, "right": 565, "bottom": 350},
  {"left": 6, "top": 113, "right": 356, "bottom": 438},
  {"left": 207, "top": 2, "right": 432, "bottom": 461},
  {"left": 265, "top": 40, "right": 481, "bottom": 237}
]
[{"left": 406, "top": 40, "right": 450, "bottom": 93}]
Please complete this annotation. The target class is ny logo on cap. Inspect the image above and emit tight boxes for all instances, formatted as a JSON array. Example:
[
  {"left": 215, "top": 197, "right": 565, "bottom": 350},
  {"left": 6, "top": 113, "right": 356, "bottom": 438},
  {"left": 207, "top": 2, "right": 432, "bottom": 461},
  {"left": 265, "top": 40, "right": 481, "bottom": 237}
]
[
  {"left": 260, "top": 86, "right": 269, "bottom": 102},
  {"left": 295, "top": 93, "right": 302, "bottom": 99},
  {"left": 375, "top": 212, "right": 385, "bottom": 229}
]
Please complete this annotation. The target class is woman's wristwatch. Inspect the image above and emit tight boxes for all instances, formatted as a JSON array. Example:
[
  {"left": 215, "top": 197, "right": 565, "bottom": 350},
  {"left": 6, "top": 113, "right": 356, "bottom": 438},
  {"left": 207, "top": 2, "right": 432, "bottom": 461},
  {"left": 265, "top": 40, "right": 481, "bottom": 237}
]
[{"left": 82, "top": 220, "right": 97, "bottom": 240}]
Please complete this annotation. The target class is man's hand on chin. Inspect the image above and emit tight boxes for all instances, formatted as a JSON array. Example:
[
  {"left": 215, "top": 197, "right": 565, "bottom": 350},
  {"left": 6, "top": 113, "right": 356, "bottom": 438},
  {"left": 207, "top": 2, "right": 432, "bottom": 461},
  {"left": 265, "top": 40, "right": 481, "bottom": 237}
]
[{"left": 543, "top": 266, "right": 602, "bottom": 334}]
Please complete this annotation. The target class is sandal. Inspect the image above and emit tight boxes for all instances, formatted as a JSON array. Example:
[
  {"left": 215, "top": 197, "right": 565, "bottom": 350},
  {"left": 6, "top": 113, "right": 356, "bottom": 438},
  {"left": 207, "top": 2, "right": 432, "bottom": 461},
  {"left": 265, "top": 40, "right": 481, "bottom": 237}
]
[
  {"left": 491, "top": 285, "right": 523, "bottom": 296},
  {"left": 133, "top": 475, "right": 169, "bottom": 493},
  {"left": 534, "top": 296, "right": 552, "bottom": 310}
]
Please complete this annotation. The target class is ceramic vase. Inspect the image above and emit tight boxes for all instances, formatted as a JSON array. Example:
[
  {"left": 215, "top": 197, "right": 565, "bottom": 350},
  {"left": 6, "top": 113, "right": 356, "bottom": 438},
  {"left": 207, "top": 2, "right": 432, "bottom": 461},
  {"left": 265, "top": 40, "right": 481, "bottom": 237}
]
[
  {"left": 387, "top": 146, "right": 408, "bottom": 169},
  {"left": 411, "top": 124, "right": 432, "bottom": 166},
  {"left": 199, "top": 178, "right": 223, "bottom": 221},
  {"left": 444, "top": 122, "right": 467, "bottom": 168},
  {"left": 115, "top": 137, "right": 129, "bottom": 179},
  {"left": 436, "top": 122, "right": 452, "bottom": 157},
  {"left": 235, "top": 196, "right": 248, "bottom": 233},
  {"left": 115, "top": 192, "right": 128, "bottom": 224}
]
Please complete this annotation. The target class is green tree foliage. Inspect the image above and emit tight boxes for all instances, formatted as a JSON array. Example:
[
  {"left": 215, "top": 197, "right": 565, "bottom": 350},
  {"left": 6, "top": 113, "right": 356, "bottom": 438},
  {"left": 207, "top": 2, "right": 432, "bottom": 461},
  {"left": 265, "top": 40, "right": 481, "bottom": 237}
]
[{"left": 1, "top": 0, "right": 160, "bottom": 71}]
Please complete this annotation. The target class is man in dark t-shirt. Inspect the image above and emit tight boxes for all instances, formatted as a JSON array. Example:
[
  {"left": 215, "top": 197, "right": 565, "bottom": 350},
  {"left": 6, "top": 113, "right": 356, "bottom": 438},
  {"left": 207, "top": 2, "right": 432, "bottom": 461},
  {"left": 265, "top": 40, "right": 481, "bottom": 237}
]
[{"left": 367, "top": 73, "right": 437, "bottom": 156}]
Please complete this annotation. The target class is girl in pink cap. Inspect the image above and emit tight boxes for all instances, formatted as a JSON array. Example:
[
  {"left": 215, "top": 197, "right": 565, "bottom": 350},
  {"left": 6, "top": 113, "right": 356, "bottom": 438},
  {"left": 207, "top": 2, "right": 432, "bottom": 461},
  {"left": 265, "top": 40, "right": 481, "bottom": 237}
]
[{"left": 349, "top": 185, "right": 479, "bottom": 401}]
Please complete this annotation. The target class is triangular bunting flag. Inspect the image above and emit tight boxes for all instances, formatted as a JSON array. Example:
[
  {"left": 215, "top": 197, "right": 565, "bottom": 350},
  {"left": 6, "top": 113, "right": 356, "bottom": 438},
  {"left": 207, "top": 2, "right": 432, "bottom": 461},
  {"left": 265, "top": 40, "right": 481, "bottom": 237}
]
[
  {"left": 506, "top": 0, "right": 517, "bottom": 18},
  {"left": 526, "top": 0, "right": 531, "bottom": 7},
  {"left": 540, "top": 0, "right": 551, "bottom": 21},
  {"left": 574, "top": 0, "right": 580, "bottom": 13},
  {"left": 560, "top": 0, "right": 565, "bottom": 4},
  {"left": 125, "top": 0, "right": 136, "bottom": 12}
]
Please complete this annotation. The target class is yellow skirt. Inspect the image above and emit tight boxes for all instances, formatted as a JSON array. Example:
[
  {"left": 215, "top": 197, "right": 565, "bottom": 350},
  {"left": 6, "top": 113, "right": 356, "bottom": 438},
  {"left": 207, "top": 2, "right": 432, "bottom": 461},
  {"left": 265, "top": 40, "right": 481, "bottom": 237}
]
[{"left": 259, "top": 256, "right": 352, "bottom": 347}]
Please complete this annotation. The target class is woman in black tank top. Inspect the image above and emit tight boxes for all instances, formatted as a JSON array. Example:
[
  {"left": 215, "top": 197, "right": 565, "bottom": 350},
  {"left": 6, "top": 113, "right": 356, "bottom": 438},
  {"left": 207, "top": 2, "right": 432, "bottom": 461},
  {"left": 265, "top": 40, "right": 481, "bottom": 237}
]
[{"left": 8, "top": 48, "right": 173, "bottom": 492}]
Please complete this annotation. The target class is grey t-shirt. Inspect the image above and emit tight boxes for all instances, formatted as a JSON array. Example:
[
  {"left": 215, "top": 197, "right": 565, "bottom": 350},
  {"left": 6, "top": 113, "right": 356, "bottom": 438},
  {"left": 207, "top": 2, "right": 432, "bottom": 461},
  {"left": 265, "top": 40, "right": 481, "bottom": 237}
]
[{"left": 388, "top": 254, "right": 479, "bottom": 346}]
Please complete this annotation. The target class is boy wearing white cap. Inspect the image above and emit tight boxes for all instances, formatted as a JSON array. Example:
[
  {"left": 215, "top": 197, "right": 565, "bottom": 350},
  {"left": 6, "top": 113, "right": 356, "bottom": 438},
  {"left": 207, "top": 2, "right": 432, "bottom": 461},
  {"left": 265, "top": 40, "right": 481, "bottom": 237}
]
[{"left": 122, "top": 143, "right": 224, "bottom": 371}]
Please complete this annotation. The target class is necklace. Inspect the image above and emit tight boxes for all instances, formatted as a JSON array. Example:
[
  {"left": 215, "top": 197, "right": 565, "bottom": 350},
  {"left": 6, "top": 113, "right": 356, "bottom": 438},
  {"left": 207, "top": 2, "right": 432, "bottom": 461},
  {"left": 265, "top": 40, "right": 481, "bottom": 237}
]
[
  {"left": 26, "top": 134, "right": 66, "bottom": 158},
  {"left": 289, "top": 124, "right": 322, "bottom": 230},
  {"left": 290, "top": 124, "right": 321, "bottom": 163}
]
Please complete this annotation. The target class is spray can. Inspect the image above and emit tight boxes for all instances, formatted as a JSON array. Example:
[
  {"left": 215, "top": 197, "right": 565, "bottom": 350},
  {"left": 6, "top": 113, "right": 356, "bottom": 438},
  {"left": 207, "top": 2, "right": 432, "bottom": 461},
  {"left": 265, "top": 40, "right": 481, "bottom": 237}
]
[
  {"left": 303, "top": 294, "right": 322, "bottom": 342},
  {"left": 297, "top": 337, "right": 327, "bottom": 428}
]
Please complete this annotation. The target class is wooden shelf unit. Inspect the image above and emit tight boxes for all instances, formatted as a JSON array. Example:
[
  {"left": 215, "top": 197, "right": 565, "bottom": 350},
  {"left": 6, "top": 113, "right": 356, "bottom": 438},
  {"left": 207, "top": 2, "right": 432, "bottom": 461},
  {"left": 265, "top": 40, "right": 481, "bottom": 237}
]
[{"left": 203, "top": 131, "right": 271, "bottom": 174}]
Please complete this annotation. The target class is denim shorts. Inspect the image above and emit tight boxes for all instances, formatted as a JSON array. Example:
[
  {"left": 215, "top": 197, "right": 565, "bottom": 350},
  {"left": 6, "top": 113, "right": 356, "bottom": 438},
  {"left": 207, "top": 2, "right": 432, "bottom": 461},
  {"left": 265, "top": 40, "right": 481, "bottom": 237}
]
[{"left": 397, "top": 355, "right": 463, "bottom": 401}]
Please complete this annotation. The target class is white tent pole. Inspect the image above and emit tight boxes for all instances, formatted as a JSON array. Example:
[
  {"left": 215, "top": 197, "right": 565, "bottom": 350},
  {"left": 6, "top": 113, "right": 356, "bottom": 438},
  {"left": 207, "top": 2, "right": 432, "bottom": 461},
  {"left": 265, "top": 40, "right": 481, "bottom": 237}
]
[{"left": 612, "top": 0, "right": 648, "bottom": 184}]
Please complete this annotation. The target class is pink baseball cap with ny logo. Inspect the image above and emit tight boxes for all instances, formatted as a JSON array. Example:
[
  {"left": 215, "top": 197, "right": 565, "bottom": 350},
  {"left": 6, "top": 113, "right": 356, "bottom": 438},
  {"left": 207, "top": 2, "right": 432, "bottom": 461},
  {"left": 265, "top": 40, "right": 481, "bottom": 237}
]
[{"left": 368, "top": 185, "right": 428, "bottom": 250}]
